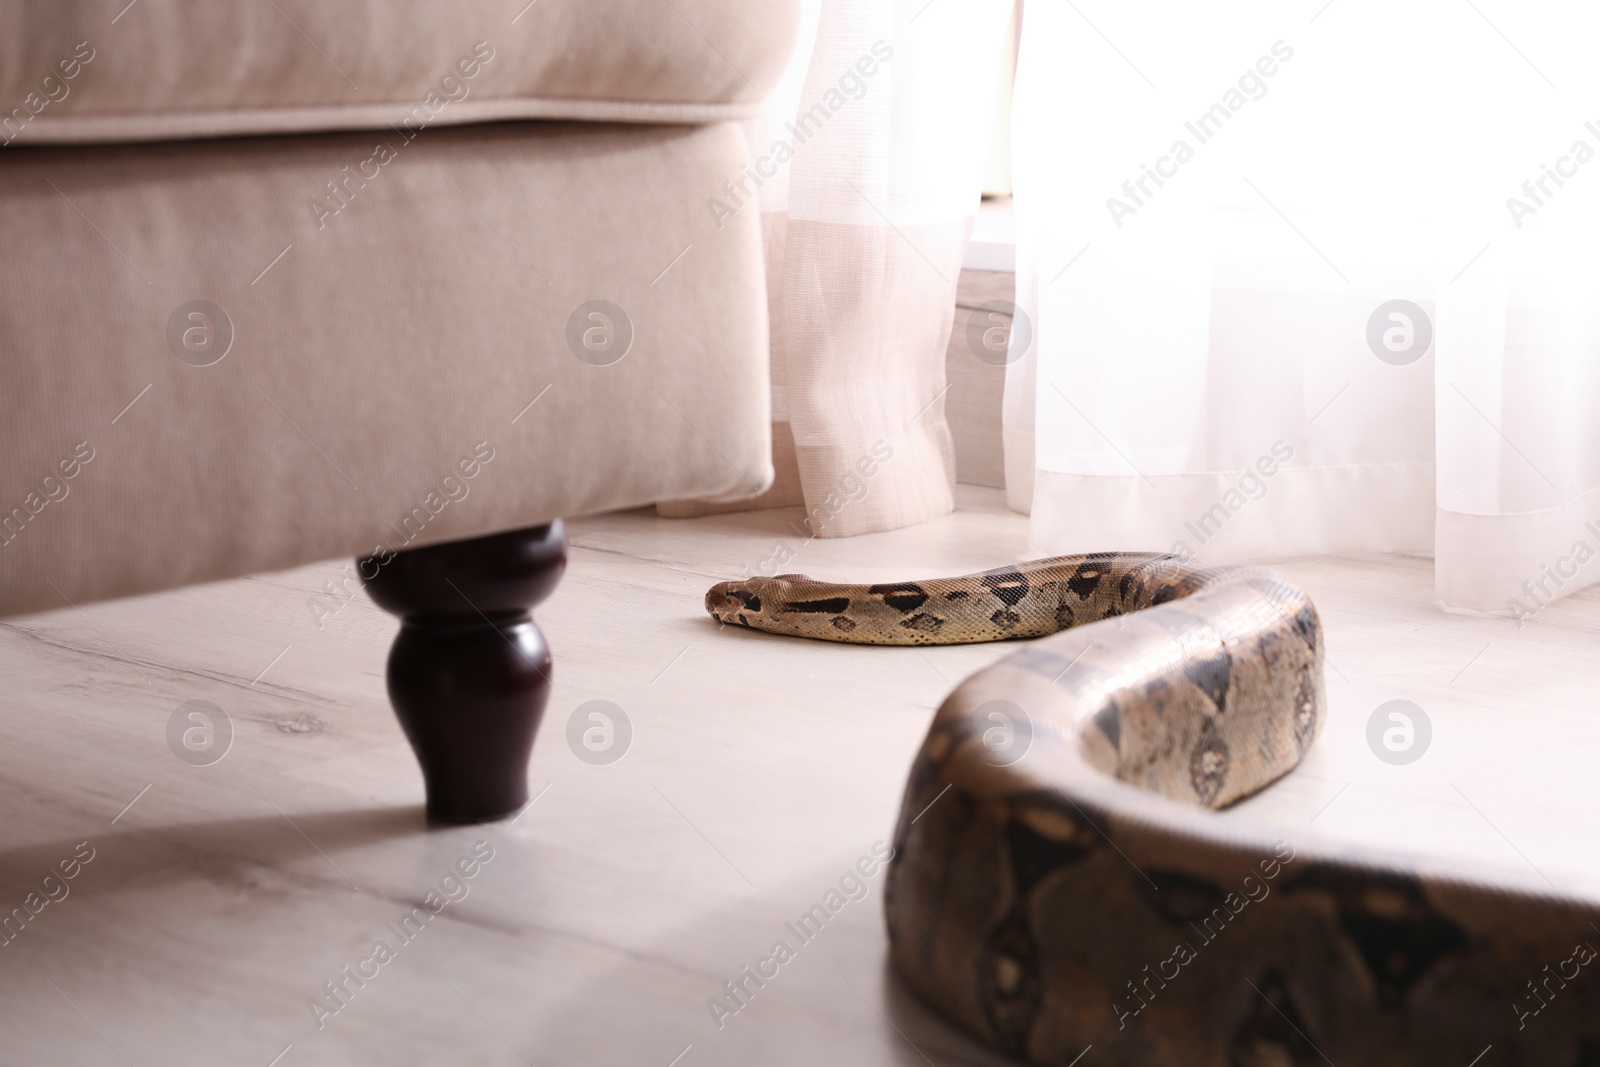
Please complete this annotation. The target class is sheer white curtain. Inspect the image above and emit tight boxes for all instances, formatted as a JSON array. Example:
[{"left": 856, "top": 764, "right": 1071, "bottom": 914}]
[
  {"left": 1007, "top": 0, "right": 1600, "bottom": 616},
  {"left": 662, "top": 0, "right": 1014, "bottom": 537}
]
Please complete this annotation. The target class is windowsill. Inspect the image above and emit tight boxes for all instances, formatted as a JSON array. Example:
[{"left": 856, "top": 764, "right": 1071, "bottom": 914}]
[{"left": 965, "top": 195, "right": 1015, "bottom": 272}]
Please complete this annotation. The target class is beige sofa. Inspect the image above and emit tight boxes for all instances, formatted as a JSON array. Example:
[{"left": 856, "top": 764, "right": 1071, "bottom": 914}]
[{"left": 0, "top": 0, "right": 798, "bottom": 821}]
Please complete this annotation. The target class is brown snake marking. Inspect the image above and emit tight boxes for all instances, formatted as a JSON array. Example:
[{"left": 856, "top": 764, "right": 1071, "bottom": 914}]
[{"left": 707, "top": 554, "right": 1600, "bottom": 1064}]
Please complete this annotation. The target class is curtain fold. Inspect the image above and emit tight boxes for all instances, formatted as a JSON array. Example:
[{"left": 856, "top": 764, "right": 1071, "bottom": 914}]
[
  {"left": 665, "top": 0, "right": 1600, "bottom": 619},
  {"left": 1008, "top": 0, "right": 1600, "bottom": 616},
  {"left": 660, "top": 0, "right": 1013, "bottom": 538}
]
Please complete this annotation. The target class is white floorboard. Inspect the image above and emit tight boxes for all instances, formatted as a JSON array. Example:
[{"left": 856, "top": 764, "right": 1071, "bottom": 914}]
[{"left": 0, "top": 485, "right": 1595, "bottom": 1065}]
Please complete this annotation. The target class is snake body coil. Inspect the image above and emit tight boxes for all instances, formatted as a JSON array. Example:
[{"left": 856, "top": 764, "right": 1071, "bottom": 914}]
[{"left": 706, "top": 554, "right": 1600, "bottom": 1064}]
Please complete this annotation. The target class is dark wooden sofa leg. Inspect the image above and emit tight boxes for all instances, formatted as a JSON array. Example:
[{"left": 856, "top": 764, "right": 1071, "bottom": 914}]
[{"left": 359, "top": 522, "right": 566, "bottom": 823}]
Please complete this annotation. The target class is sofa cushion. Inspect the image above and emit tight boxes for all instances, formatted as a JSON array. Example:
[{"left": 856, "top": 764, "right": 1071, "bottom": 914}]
[
  {"left": 0, "top": 0, "right": 799, "bottom": 145},
  {"left": 0, "top": 120, "right": 773, "bottom": 617}
]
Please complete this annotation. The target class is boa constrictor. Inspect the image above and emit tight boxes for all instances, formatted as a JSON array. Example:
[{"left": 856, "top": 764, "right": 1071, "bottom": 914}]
[{"left": 706, "top": 555, "right": 1600, "bottom": 1065}]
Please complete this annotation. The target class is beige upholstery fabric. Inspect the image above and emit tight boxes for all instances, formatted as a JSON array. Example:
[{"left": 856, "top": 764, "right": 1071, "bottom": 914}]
[
  {"left": 657, "top": 420, "right": 805, "bottom": 518},
  {"left": 0, "top": 0, "right": 799, "bottom": 145},
  {"left": 656, "top": 212, "right": 807, "bottom": 520},
  {"left": 0, "top": 120, "right": 771, "bottom": 617}
]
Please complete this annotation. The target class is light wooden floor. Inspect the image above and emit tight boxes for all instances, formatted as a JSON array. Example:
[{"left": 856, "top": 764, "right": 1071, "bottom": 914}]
[{"left": 2, "top": 486, "right": 1597, "bottom": 1066}]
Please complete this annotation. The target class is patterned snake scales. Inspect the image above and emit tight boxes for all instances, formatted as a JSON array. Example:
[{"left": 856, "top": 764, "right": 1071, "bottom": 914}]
[{"left": 706, "top": 555, "right": 1600, "bottom": 1064}]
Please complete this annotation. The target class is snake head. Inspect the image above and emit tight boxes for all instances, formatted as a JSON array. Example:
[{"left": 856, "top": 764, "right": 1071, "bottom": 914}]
[
  {"left": 705, "top": 581, "right": 765, "bottom": 625},
  {"left": 707, "top": 574, "right": 821, "bottom": 626}
]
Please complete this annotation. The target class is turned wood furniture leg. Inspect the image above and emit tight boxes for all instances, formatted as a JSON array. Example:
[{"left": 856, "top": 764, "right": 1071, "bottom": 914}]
[{"left": 359, "top": 522, "right": 566, "bottom": 823}]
